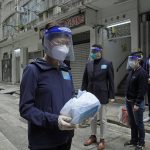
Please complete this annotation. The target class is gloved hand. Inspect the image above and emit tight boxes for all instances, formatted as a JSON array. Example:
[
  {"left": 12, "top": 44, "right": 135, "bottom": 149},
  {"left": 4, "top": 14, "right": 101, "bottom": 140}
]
[
  {"left": 58, "top": 115, "right": 76, "bottom": 131},
  {"left": 148, "top": 78, "right": 150, "bottom": 84},
  {"left": 133, "top": 105, "right": 139, "bottom": 112}
]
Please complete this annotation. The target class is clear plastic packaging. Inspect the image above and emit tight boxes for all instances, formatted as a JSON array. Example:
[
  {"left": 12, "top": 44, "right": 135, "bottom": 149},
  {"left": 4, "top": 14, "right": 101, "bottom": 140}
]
[{"left": 60, "top": 90, "right": 101, "bottom": 124}]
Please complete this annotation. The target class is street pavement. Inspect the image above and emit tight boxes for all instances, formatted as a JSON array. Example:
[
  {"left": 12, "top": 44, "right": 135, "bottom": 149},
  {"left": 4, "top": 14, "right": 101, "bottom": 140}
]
[
  {"left": 71, "top": 123, "right": 150, "bottom": 150},
  {"left": 0, "top": 83, "right": 150, "bottom": 150}
]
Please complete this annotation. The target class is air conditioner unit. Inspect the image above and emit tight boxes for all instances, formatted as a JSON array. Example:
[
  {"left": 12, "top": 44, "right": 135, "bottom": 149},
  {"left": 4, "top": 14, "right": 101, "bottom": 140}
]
[
  {"left": 15, "top": 6, "right": 25, "bottom": 13},
  {"left": 53, "top": 6, "right": 61, "bottom": 15}
]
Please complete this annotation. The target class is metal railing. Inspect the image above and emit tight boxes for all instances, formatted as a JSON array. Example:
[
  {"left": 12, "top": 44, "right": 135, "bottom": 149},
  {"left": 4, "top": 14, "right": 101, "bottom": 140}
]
[
  {"left": 116, "top": 55, "right": 128, "bottom": 72},
  {"left": 55, "top": 0, "right": 82, "bottom": 6}
]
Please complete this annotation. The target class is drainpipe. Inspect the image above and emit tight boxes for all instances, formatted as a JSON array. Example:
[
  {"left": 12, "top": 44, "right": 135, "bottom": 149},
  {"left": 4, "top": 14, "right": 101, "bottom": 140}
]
[
  {"left": 11, "top": 0, "right": 20, "bottom": 84},
  {"left": 137, "top": 0, "right": 140, "bottom": 50},
  {"left": 81, "top": 0, "right": 99, "bottom": 45},
  {"left": 16, "top": 0, "right": 20, "bottom": 31},
  {"left": 0, "top": 3, "right": 2, "bottom": 82}
]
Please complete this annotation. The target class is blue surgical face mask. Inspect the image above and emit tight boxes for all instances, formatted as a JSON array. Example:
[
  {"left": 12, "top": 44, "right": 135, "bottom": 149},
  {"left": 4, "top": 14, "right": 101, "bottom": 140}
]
[
  {"left": 91, "top": 52, "right": 102, "bottom": 60},
  {"left": 91, "top": 53, "right": 97, "bottom": 60}
]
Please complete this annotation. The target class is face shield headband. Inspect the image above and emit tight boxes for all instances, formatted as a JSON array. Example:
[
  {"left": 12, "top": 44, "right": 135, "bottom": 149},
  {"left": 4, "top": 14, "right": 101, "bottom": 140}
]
[
  {"left": 128, "top": 55, "right": 143, "bottom": 61},
  {"left": 43, "top": 26, "right": 75, "bottom": 61},
  {"left": 91, "top": 47, "right": 103, "bottom": 53},
  {"left": 44, "top": 26, "right": 72, "bottom": 38}
]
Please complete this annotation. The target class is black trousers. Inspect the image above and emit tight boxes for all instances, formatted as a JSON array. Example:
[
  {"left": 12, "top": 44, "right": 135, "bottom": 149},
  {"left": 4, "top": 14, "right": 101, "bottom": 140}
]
[
  {"left": 126, "top": 100, "right": 145, "bottom": 145},
  {"left": 30, "top": 139, "right": 72, "bottom": 150}
]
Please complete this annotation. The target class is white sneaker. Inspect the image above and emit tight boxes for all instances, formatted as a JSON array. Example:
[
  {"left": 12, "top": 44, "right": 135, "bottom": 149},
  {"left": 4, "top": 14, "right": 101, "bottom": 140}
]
[{"left": 143, "top": 117, "right": 150, "bottom": 122}]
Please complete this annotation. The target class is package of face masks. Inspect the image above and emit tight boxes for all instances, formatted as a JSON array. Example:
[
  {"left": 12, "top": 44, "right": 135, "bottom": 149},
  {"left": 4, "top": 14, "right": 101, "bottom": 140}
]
[{"left": 60, "top": 90, "right": 101, "bottom": 124}]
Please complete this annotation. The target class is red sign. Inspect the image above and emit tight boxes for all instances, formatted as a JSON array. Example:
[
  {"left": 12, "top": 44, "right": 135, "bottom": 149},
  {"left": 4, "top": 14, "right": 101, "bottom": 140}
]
[
  {"left": 59, "top": 13, "right": 85, "bottom": 28},
  {"left": 39, "top": 13, "right": 85, "bottom": 39}
]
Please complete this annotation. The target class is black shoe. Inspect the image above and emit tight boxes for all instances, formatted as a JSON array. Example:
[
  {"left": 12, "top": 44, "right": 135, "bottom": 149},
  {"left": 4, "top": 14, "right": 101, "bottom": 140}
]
[
  {"left": 135, "top": 145, "right": 144, "bottom": 150},
  {"left": 124, "top": 141, "right": 137, "bottom": 147}
]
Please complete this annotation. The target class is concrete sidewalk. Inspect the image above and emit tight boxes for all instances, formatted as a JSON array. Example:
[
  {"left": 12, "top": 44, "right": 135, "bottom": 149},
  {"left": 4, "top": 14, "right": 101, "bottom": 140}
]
[
  {"left": 0, "top": 82, "right": 150, "bottom": 132},
  {"left": 71, "top": 123, "right": 150, "bottom": 150},
  {"left": 0, "top": 83, "right": 19, "bottom": 95},
  {"left": 107, "top": 102, "right": 150, "bottom": 133},
  {"left": 0, "top": 82, "right": 150, "bottom": 150}
]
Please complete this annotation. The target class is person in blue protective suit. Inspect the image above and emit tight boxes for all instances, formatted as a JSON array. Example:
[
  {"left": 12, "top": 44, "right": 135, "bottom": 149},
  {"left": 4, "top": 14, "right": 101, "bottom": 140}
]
[
  {"left": 82, "top": 44, "right": 115, "bottom": 150},
  {"left": 19, "top": 24, "right": 76, "bottom": 150},
  {"left": 124, "top": 52, "right": 148, "bottom": 150}
]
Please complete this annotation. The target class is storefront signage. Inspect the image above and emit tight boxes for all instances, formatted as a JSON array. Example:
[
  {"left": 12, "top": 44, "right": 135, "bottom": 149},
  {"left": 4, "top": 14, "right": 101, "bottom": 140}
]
[
  {"left": 39, "top": 13, "right": 85, "bottom": 39},
  {"left": 58, "top": 13, "right": 85, "bottom": 28}
]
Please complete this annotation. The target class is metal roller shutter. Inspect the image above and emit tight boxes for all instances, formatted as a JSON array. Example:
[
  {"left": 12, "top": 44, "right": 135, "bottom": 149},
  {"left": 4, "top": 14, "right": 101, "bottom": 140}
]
[{"left": 71, "top": 42, "right": 90, "bottom": 91}]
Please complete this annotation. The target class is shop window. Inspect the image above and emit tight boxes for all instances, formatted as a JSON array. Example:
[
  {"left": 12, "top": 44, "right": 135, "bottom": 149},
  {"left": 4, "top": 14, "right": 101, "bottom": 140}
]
[
  {"left": 28, "top": 51, "right": 43, "bottom": 60},
  {"left": 3, "top": 53, "right": 9, "bottom": 59},
  {"left": 107, "top": 21, "right": 131, "bottom": 40},
  {"left": 73, "top": 31, "right": 90, "bottom": 45}
]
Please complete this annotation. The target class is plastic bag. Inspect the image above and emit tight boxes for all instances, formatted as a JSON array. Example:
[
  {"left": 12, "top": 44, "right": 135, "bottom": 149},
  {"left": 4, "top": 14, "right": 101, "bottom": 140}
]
[
  {"left": 119, "top": 106, "right": 130, "bottom": 127},
  {"left": 60, "top": 90, "right": 101, "bottom": 124},
  {"left": 76, "top": 89, "right": 86, "bottom": 98}
]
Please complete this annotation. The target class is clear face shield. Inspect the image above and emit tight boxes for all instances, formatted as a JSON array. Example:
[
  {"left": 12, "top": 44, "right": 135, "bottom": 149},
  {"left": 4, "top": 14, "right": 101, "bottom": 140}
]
[
  {"left": 127, "top": 55, "right": 142, "bottom": 69},
  {"left": 90, "top": 47, "right": 103, "bottom": 60},
  {"left": 43, "top": 26, "right": 74, "bottom": 61}
]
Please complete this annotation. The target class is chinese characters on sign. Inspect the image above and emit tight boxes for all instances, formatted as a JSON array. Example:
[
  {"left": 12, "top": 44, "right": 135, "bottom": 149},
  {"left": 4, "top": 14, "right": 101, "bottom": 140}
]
[
  {"left": 39, "top": 13, "right": 85, "bottom": 39},
  {"left": 58, "top": 13, "right": 85, "bottom": 28},
  {"left": 108, "top": 23, "right": 131, "bottom": 39}
]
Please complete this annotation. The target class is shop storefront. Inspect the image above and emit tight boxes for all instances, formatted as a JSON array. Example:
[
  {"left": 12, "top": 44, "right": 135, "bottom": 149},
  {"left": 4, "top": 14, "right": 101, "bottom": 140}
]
[
  {"left": 60, "top": 13, "right": 91, "bottom": 90},
  {"left": 39, "top": 11, "right": 95, "bottom": 90}
]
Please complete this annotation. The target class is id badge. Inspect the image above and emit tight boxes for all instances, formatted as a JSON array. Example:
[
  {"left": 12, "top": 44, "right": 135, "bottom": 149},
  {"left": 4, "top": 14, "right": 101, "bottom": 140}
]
[
  {"left": 61, "top": 71, "right": 71, "bottom": 80},
  {"left": 101, "top": 64, "right": 107, "bottom": 69}
]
